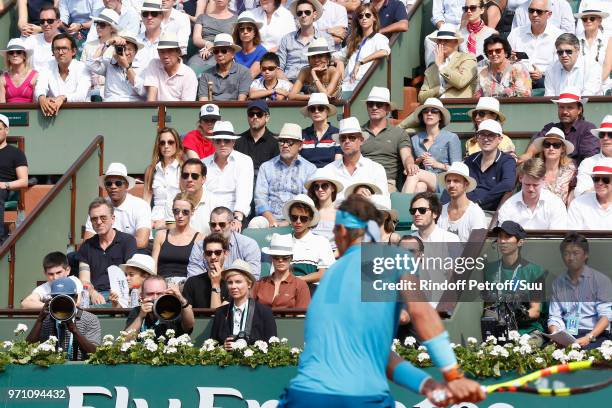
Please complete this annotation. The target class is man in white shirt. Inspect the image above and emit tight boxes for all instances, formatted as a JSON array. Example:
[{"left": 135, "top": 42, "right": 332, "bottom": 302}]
[
  {"left": 575, "top": 115, "right": 612, "bottom": 196},
  {"left": 84, "top": 163, "right": 152, "bottom": 249},
  {"left": 22, "top": 4, "right": 62, "bottom": 72},
  {"left": 324, "top": 117, "right": 390, "bottom": 208},
  {"left": 252, "top": 0, "right": 297, "bottom": 51},
  {"left": 410, "top": 191, "right": 460, "bottom": 243},
  {"left": 512, "top": 0, "right": 574, "bottom": 33},
  {"left": 85, "top": 0, "right": 140, "bottom": 43},
  {"left": 507, "top": 0, "right": 563, "bottom": 88},
  {"left": 313, "top": 0, "right": 348, "bottom": 49},
  {"left": 35, "top": 33, "right": 90, "bottom": 116},
  {"left": 202, "top": 121, "right": 254, "bottom": 233},
  {"left": 133, "top": 0, "right": 164, "bottom": 73},
  {"left": 568, "top": 157, "right": 612, "bottom": 229},
  {"left": 160, "top": 0, "right": 190, "bottom": 55},
  {"left": 545, "top": 33, "right": 602, "bottom": 96},
  {"left": 497, "top": 157, "right": 567, "bottom": 229}
]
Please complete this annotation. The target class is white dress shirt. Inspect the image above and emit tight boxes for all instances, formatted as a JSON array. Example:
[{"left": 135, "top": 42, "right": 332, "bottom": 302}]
[
  {"left": 85, "top": 193, "right": 152, "bottom": 236},
  {"left": 252, "top": 6, "right": 297, "bottom": 50},
  {"left": 151, "top": 160, "right": 181, "bottom": 221},
  {"left": 315, "top": 0, "right": 348, "bottom": 51},
  {"left": 512, "top": 0, "right": 575, "bottom": 33},
  {"left": 160, "top": 9, "right": 191, "bottom": 55},
  {"left": 34, "top": 59, "right": 90, "bottom": 102},
  {"left": 22, "top": 33, "right": 56, "bottom": 73},
  {"left": 575, "top": 153, "right": 609, "bottom": 196},
  {"left": 497, "top": 189, "right": 568, "bottom": 230},
  {"left": 507, "top": 23, "right": 563, "bottom": 72},
  {"left": 202, "top": 150, "right": 254, "bottom": 217},
  {"left": 544, "top": 56, "right": 603, "bottom": 96},
  {"left": 431, "top": 0, "right": 464, "bottom": 26},
  {"left": 132, "top": 33, "right": 160, "bottom": 76},
  {"left": 568, "top": 192, "right": 612, "bottom": 230}
]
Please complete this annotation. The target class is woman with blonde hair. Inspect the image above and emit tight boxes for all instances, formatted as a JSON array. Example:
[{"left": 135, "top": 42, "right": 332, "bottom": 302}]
[
  {"left": 143, "top": 127, "right": 184, "bottom": 228},
  {"left": 0, "top": 38, "right": 37, "bottom": 103},
  {"left": 533, "top": 127, "right": 577, "bottom": 204}
]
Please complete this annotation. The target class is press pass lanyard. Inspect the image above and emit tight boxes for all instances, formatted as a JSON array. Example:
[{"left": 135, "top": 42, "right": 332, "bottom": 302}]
[
  {"left": 497, "top": 263, "right": 521, "bottom": 296},
  {"left": 55, "top": 321, "right": 74, "bottom": 359},
  {"left": 354, "top": 35, "right": 372, "bottom": 69}
]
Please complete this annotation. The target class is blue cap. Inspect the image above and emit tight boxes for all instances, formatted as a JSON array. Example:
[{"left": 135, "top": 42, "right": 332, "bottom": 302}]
[
  {"left": 247, "top": 100, "right": 269, "bottom": 114},
  {"left": 493, "top": 221, "right": 527, "bottom": 240},
  {"left": 50, "top": 277, "right": 78, "bottom": 295}
]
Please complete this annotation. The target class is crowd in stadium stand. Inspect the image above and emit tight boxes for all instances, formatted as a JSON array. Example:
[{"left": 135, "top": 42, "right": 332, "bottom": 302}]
[{"left": 0, "top": 0, "right": 610, "bottom": 361}]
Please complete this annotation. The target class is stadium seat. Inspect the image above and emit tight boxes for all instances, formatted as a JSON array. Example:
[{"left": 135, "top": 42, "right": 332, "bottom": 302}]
[
  {"left": 391, "top": 192, "right": 415, "bottom": 230},
  {"left": 3, "top": 190, "right": 18, "bottom": 211},
  {"left": 242, "top": 226, "right": 293, "bottom": 250}
]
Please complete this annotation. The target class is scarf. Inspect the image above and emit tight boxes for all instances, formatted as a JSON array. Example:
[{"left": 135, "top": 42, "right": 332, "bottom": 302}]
[{"left": 466, "top": 19, "right": 485, "bottom": 55}]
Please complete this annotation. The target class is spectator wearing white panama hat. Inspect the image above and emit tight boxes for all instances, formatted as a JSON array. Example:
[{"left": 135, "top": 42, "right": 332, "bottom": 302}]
[
  {"left": 532, "top": 126, "right": 576, "bottom": 204},
  {"left": 568, "top": 157, "right": 612, "bottom": 230},
  {"left": 289, "top": 37, "right": 342, "bottom": 101},
  {"left": 464, "top": 97, "right": 515, "bottom": 157},
  {"left": 300, "top": 93, "right": 341, "bottom": 168},
  {"left": 0, "top": 38, "right": 37, "bottom": 104},
  {"left": 305, "top": 168, "right": 343, "bottom": 251},
  {"left": 575, "top": 115, "right": 612, "bottom": 196},
  {"left": 133, "top": 0, "right": 166, "bottom": 73}
]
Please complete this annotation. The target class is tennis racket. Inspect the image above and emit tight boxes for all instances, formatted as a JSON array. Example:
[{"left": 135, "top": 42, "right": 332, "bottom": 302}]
[{"left": 483, "top": 360, "right": 612, "bottom": 396}]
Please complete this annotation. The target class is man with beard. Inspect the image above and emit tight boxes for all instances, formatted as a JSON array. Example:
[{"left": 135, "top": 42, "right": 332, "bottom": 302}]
[{"left": 235, "top": 100, "right": 279, "bottom": 178}]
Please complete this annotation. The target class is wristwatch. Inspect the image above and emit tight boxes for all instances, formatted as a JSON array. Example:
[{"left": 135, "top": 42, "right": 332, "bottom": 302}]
[
  {"left": 181, "top": 301, "right": 191, "bottom": 309},
  {"left": 588, "top": 333, "right": 597, "bottom": 343},
  {"left": 212, "top": 287, "right": 221, "bottom": 294}
]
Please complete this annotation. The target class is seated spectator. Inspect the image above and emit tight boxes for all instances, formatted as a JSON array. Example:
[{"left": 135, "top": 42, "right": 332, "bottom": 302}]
[
  {"left": 125, "top": 275, "right": 194, "bottom": 338},
  {"left": 21, "top": 252, "right": 80, "bottom": 309},
  {"left": 497, "top": 158, "right": 567, "bottom": 229},
  {"left": 300, "top": 93, "right": 341, "bottom": 168},
  {"left": 431, "top": 0, "right": 463, "bottom": 34},
  {"left": 249, "top": 52, "right": 293, "bottom": 100},
  {"left": 255, "top": 234, "right": 311, "bottom": 307},
  {"left": 279, "top": 0, "right": 334, "bottom": 83},
  {"left": 521, "top": 89, "right": 598, "bottom": 165},
  {"left": 576, "top": 0, "right": 612, "bottom": 38},
  {"left": 464, "top": 119, "right": 517, "bottom": 211},
  {"left": 512, "top": 0, "right": 574, "bottom": 33},
  {"left": 370, "top": 0, "right": 408, "bottom": 35},
  {"left": 17, "top": 0, "right": 47, "bottom": 37},
  {"left": 252, "top": 0, "right": 297, "bottom": 52},
  {"left": 203, "top": 121, "right": 254, "bottom": 227},
  {"left": 464, "top": 97, "right": 515, "bottom": 157},
  {"left": 188, "top": 206, "right": 261, "bottom": 278},
  {"left": 144, "top": 32, "right": 198, "bottom": 101},
  {"left": 182, "top": 104, "right": 219, "bottom": 159},
  {"left": 507, "top": 0, "right": 563, "bottom": 89},
  {"left": 78, "top": 198, "right": 137, "bottom": 306},
  {"left": 577, "top": 9, "right": 612, "bottom": 88},
  {"left": 160, "top": 0, "right": 191, "bottom": 55},
  {"left": 568, "top": 158, "right": 612, "bottom": 229},
  {"left": 324, "top": 117, "right": 391, "bottom": 207},
  {"left": 545, "top": 33, "right": 603, "bottom": 96},
  {"left": 133, "top": 0, "right": 164, "bottom": 73},
  {"left": 289, "top": 38, "right": 342, "bottom": 101},
  {"left": 314, "top": 0, "right": 348, "bottom": 50},
  {"left": 182, "top": 233, "right": 229, "bottom": 308},
  {"left": 233, "top": 11, "right": 267, "bottom": 77},
  {"left": 84, "top": 163, "right": 152, "bottom": 249},
  {"left": 419, "top": 24, "right": 477, "bottom": 103},
  {"left": 86, "top": 31, "right": 146, "bottom": 102},
  {"left": 305, "top": 168, "right": 343, "bottom": 251},
  {"left": 59, "top": 0, "right": 100, "bottom": 41},
  {"left": 533, "top": 127, "right": 576, "bottom": 204},
  {"left": 111, "top": 254, "right": 156, "bottom": 308},
  {"left": 26, "top": 277, "right": 101, "bottom": 360},
  {"left": 475, "top": 34, "right": 532, "bottom": 98},
  {"left": 548, "top": 233, "right": 612, "bottom": 349},
  {"left": 575, "top": 115, "right": 612, "bottom": 196},
  {"left": 437, "top": 162, "right": 487, "bottom": 241},
  {"left": 143, "top": 127, "right": 183, "bottom": 228},
  {"left": 35, "top": 33, "right": 90, "bottom": 117},
  {"left": 211, "top": 260, "right": 277, "bottom": 347},
  {"left": 22, "top": 4, "right": 62, "bottom": 72},
  {"left": 188, "top": 0, "right": 237, "bottom": 71},
  {"left": 0, "top": 114, "right": 28, "bottom": 244},
  {"left": 250, "top": 123, "right": 317, "bottom": 228},
  {"left": 85, "top": 0, "right": 140, "bottom": 44},
  {"left": 375, "top": 204, "right": 401, "bottom": 244},
  {"left": 458, "top": 0, "right": 497, "bottom": 60},
  {"left": 152, "top": 193, "right": 203, "bottom": 282},
  {"left": 335, "top": 4, "right": 390, "bottom": 95},
  {"left": 403, "top": 98, "right": 461, "bottom": 193},
  {"left": 198, "top": 33, "right": 252, "bottom": 101},
  {"left": 410, "top": 191, "right": 460, "bottom": 242},
  {"left": 235, "top": 100, "right": 280, "bottom": 178},
  {"left": 0, "top": 38, "right": 37, "bottom": 103}
]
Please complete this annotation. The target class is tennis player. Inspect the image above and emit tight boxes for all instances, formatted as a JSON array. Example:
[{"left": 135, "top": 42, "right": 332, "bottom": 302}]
[{"left": 278, "top": 195, "right": 485, "bottom": 407}]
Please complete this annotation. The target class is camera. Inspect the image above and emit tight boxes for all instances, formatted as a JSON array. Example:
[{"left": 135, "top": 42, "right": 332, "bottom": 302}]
[
  {"left": 153, "top": 294, "right": 182, "bottom": 322},
  {"left": 115, "top": 45, "right": 124, "bottom": 56},
  {"left": 49, "top": 294, "right": 77, "bottom": 322},
  {"left": 235, "top": 331, "right": 251, "bottom": 344}
]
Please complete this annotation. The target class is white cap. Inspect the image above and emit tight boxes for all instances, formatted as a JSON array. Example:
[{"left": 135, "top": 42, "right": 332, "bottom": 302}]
[{"left": 477, "top": 119, "right": 502, "bottom": 135}]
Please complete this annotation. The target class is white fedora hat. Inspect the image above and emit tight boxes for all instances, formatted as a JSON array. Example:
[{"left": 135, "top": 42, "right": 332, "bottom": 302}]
[
  {"left": 234, "top": 10, "right": 263, "bottom": 28},
  {"left": 209, "top": 120, "right": 239, "bottom": 140},
  {"left": 304, "top": 168, "right": 344, "bottom": 193},
  {"left": 98, "top": 162, "right": 136, "bottom": 190},
  {"left": 119, "top": 254, "right": 157, "bottom": 276},
  {"left": 221, "top": 259, "right": 256, "bottom": 284},
  {"left": 140, "top": 0, "right": 168, "bottom": 12},
  {"left": 157, "top": 32, "right": 181, "bottom": 50},
  {"left": 282, "top": 194, "right": 320, "bottom": 226},
  {"left": 437, "top": 161, "right": 478, "bottom": 193},
  {"left": 0, "top": 38, "right": 33, "bottom": 58},
  {"left": 532, "top": 127, "right": 575, "bottom": 155},
  {"left": 276, "top": 123, "right": 303, "bottom": 141},
  {"left": 413, "top": 98, "right": 452, "bottom": 127},
  {"left": 300, "top": 92, "right": 337, "bottom": 117},
  {"left": 262, "top": 233, "right": 294, "bottom": 256},
  {"left": 551, "top": 87, "right": 588, "bottom": 105},
  {"left": 477, "top": 119, "right": 503, "bottom": 135},
  {"left": 467, "top": 96, "right": 506, "bottom": 123},
  {"left": 199, "top": 103, "right": 221, "bottom": 120},
  {"left": 0, "top": 114, "right": 9, "bottom": 128},
  {"left": 118, "top": 31, "right": 144, "bottom": 50},
  {"left": 289, "top": 0, "right": 324, "bottom": 21},
  {"left": 575, "top": 9, "right": 610, "bottom": 19},
  {"left": 344, "top": 180, "right": 383, "bottom": 196},
  {"left": 362, "top": 86, "right": 397, "bottom": 110},
  {"left": 305, "top": 37, "right": 331, "bottom": 56},
  {"left": 332, "top": 117, "right": 368, "bottom": 143},
  {"left": 590, "top": 157, "right": 612, "bottom": 175},
  {"left": 590, "top": 115, "right": 612, "bottom": 137},
  {"left": 429, "top": 23, "right": 464, "bottom": 43},
  {"left": 92, "top": 8, "right": 120, "bottom": 30},
  {"left": 211, "top": 33, "right": 242, "bottom": 52}
]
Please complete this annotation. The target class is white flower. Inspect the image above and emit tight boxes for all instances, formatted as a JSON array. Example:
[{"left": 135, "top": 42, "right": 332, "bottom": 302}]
[
  {"left": 103, "top": 340, "right": 114, "bottom": 347},
  {"left": 144, "top": 339, "right": 158, "bottom": 353},
  {"left": 393, "top": 339, "right": 400, "bottom": 346},
  {"left": 513, "top": 346, "right": 520, "bottom": 353},
  {"left": 498, "top": 336, "right": 506, "bottom": 342},
  {"left": 281, "top": 338, "right": 288, "bottom": 343},
  {"left": 552, "top": 349, "right": 566, "bottom": 362},
  {"left": 157, "top": 335, "right": 166, "bottom": 343},
  {"left": 165, "top": 329, "right": 176, "bottom": 338},
  {"left": 490, "top": 345, "right": 508, "bottom": 358},
  {"left": 201, "top": 339, "right": 217, "bottom": 352},
  {"left": 567, "top": 350, "right": 584, "bottom": 361},
  {"left": 601, "top": 340, "right": 612, "bottom": 349},
  {"left": 176, "top": 334, "right": 192, "bottom": 346},
  {"left": 571, "top": 342, "right": 581, "bottom": 350},
  {"left": 602, "top": 347, "right": 612, "bottom": 361},
  {"left": 2, "top": 341, "right": 13, "bottom": 349},
  {"left": 254, "top": 340, "right": 268, "bottom": 353},
  {"left": 519, "top": 334, "right": 532, "bottom": 346},
  {"left": 504, "top": 343, "right": 513, "bottom": 348},
  {"left": 119, "top": 330, "right": 130, "bottom": 338},
  {"left": 14, "top": 324, "right": 28, "bottom": 335},
  {"left": 163, "top": 346, "right": 177, "bottom": 354},
  {"left": 103, "top": 334, "right": 115, "bottom": 342},
  {"left": 138, "top": 329, "right": 156, "bottom": 340},
  {"left": 231, "top": 339, "right": 248, "bottom": 350},
  {"left": 417, "top": 352, "right": 430, "bottom": 363},
  {"left": 418, "top": 345, "right": 427, "bottom": 351},
  {"left": 535, "top": 357, "right": 544, "bottom": 364},
  {"left": 519, "top": 344, "right": 532, "bottom": 355},
  {"left": 269, "top": 336, "right": 280, "bottom": 344},
  {"left": 47, "top": 336, "right": 58, "bottom": 344},
  {"left": 391, "top": 344, "right": 396, "bottom": 352},
  {"left": 167, "top": 338, "right": 180, "bottom": 347},
  {"left": 404, "top": 337, "right": 417, "bottom": 347},
  {"left": 450, "top": 342, "right": 458, "bottom": 349},
  {"left": 476, "top": 350, "right": 484, "bottom": 356},
  {"left": 120, "top": 341, "right": 135, "bottom": 352},
  {"left": 467, "top": 337, "right": 477, "bottom": 344},
  {"left": 508, "top": 330, "right": 520, "bottom": 342},
  {"left": 243, "top": 349, "right": 254, "bottom": 358},
  {"left": 290, "top": 347, "right": 301, "bottom": 355},
  {"left": 486, "top": 335, "right": 497, "bottom": 344},
  {"left": 588, "top": 356, "right": 596, "bottom": 362}
]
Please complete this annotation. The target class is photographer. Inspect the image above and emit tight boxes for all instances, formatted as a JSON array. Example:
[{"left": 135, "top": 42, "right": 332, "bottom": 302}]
[
  {"left": 124, "top": 275, "right": 194, "bottom": 339},
  {"left": 210, "top": 260, "right": 277, "bottom": 350},
  {"left": 26, "top": 277, "right": 101, "bottom": 361},
  {"left": 85, "top": 31, "right": 145, "bottom": 102}
]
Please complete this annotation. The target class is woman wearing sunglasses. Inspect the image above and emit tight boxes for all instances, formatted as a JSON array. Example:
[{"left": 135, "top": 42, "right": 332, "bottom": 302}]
[
  {"left": 576, "top": 10, "right": 612, "bottom": 86},
  {"left": 532, "top": 127, "right": 576, "bottom": 204},
  {"left": 458, "top": 0, "right": 496, "bottom": 60},
  {"left": 0, "top": 38, "right": 37, "bottom": 103},
  {"left": 403, "top": 98, "right": 461, "bottom": 193},
  {"left": 289, "top": 37, "right": 342, "bottom": 101},
  {"left": 334, "top": 4, "right": 389, "bottom": 96},
  {"left": 299, "top": 93, "right": 341, "bottom": 168},
  {"left": 144, "top": 128, "right": 184, "bottom": 229},
  {"left": 152, "top": 192, "right": 203, "bottom": 281},
  {"left": 232, "top": 11, "right": 267, "bottom": 78},
  {"left": 305, "top": 169, "right": 344, "bottom": 253}
]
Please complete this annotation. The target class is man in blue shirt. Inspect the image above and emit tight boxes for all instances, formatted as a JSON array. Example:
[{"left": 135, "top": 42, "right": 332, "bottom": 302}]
[{"left": 371, "top": 0, "right": 409, "bottom": 35}]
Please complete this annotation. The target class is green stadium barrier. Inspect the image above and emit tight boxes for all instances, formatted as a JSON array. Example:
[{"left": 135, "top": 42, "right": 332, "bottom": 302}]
[{"left": 0, "top": 1, "right": 17, "bottom": 62}]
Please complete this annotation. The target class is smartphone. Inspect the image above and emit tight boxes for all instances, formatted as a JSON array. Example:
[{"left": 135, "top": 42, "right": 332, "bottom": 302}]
[{"left": 514, "top": 51, "right": 529, "bottom": 60}]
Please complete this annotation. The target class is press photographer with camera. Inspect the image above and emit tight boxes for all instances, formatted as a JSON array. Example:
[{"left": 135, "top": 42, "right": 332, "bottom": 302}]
[
  {"left": 124, "top": 275, "right": 194, "bottom": 339},
  {"left": 210, "top": 260, "right": 277, "bottom": 350},
  {"left": 26, "top": 277, "right": 101, "bottom": 360}
]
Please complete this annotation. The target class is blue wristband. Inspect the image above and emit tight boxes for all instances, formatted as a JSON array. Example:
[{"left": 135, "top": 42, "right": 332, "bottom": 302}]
[
  {"left": 392, "top": 361, "right": 432, "bottom": 393},
  {"left": 422, "top": 331, "right": 457, "bottom": 370}
]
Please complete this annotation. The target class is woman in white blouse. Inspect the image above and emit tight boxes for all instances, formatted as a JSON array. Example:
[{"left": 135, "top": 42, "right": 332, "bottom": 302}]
[
  {"left": 143, "top": 127, "right": 183, "bottom": 228},
  {"left": 577, "top": 9, "right": 612, "bottom": 87},
  {"left": 335, "top": 4, "right": 389, "bottom": 95},
  {"left": 252, "top": 0, "right": 296, "bottom": 52}
]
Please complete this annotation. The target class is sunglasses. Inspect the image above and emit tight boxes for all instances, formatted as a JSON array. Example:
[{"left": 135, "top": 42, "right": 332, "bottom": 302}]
[
  {"left": 91, "top": 215, "right": 110, "bottom": 223},
  {"left": 409, "top": 207, "right": 430, "bottom": 215},
  {"left": 582, "top": 16, "right": 598, "bottom": 22},
  {"left": 205, "top": 249, "right": 224, "bottom": 257},
  {"left": 308, "top": 105, "right": 327, "bottom": 113},
  {"left": 213, "top": 48, "right": 230, "bottom": 55},
  {"left": 462, "top": 5, "right": 480, "bottom": 12},
  {"left": 340, "top": 134, "right": 360, "bottom": 142},
  {"left": 477, "top": 131, "right": 499, "bottom": 140},
  {"left": 278, "top": 139, "right": 297, "bottom": 146},
  {"left": 486, "top": 48, "right": 504, "bottom": 56},
  {"left": 272, "top": 255, "right": 292, "bottom": 261},
  {"left": 422, "top": 108, "right": 441, "bottom": 115},
  {"left": 296, "top": 9, "right": 312, "bottom": 16},
  {"left": 96, "top": 22, "right": 110, "bottom": 28},
  {"left": 598, "top": 132, "right": 612, "bottom": 139},
  {"left": 159, "top": 139, "right": 175, "bottom": 146},
  {"left": 556, "top": 49, "right": 573, "bottom": 56},
  {"left": 592, "top": 176, "right": 611, "bottom": 184},
  {"left": 366, "top": 101, "right": 386, "bottom": 109},
  {"left": 39, "top": 18, "right": 57, "bottom": 25},
  {"left": 104, "top": 180, "right": 126, "bottom": 188},
  {"left": 358, "top": 12, "right": 373, "bottom": 19},
  {"left": 181, "top": 172, "right": 201, "bottom": 180},
  {"left": 172, "top": 208, "right": 191, "bottom": 216},
  {"left": 290, "top": 214, "right": 310, "bottom": 223},
  {"left": 239, "top": 25, "right": 254, "bottom": 33},
  {"left": 528, "top": 8, "right": 547, "bottom": 15},
  {"left": 141, "top": 11, "right": 160, "bottom": 17},
  {"left": 209, "top": 221, "right": 228, "bottom": 229},
  {"left": 213, "top": 138, "right": 233, "bottom": 144},
  {"left": 53, "top": 46, "right": 71, "bottom": 53},
  {"left": 248, "top": 110, "right": 265, "bottom": 118},
  {"left": 313, "top": 182, "right": 331, "bottom": 191},
  {"left": 261, "top": 65, "right": 277, "bottom": 72},
  {"left": 7, "top": 50, "right": 24, "bottom": 56},
  {"left": 543, "top": 140, "right": 563, "bottom": 149},
  {"left": 473, "top": 110, "right": 489, "bottom": 118}
]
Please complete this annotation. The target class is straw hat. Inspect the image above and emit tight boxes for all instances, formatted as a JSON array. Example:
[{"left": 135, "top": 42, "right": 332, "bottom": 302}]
[
  {"left": 305, "top": 37, "right": 331, "bottom": 56},
  {"left": 304, "top": 168, "right": 344, "bottom": 193},
  {"left": 157, "top": 32, "right": 181, "bottom": 50},
  {"left": 289, "top": 0, "right": 324, "bottom": 21},
  {"left": 574, "top": 9, "right": 609, "bottom": 19},
  {"left": 117, "top": 31, "right": 143, "bottom": 50},
  {"left": 437, "top": 161, "right": 478, "bottom": 193},
  {"left": 590, "top": 115, "right": 612, "bottom": 137},
  {"left": 0, "top": 114, "right": 9, "bottom": 128},
  {"left": 119, "top": 254, "right": 157, "bottom": 276},
  {"left": 282, "top": 194, "right": 320, "bottom": 226},
  {"left": 551, "top": 87, "right": 588, "bottom": 105},
  {"left": 276, "top": 123, "right": 303, "bottom": 141},
  {"left": 343, "top": 180, "right": 383, "bottom": 196},
  {"left": 362, "top": 86, "right": 397, "bottom": 110},
  {"left": 590, "top": 157, "right": 612, "bottom": 175},
  {"left": 98, "top": 162, "right": 135, "bottom": 190},
  {"left": 234, "top": 10, "right": 263, "bottom": 28},
  {"left": 331, "top": 117, "right": 368, "bottom": 143},
  {"left": 429, "top": 23, "right": 464, "bottom": 43},
  {"left": 211, "top": 33, "right": 242, "bottom": 52},
  {"left": 0, "top": 38, "right": 33, "bottom": 58},
  {"left": 467, "top": 97, "right": 506, "bottom": 123},
  {"left": 532, "top": 127, "right": 575, "bottom": 155},
  {"left": 261, "top": 233, "right": 294, "bottom": 256},
  {"left": 91, "top": 8, "right": 120, "bottom": 30},
  {"left": 221, "top": 259, "right": 256, "bottom": 285},
  {"left": 300, "top": 92, "right": 337, "bottom": 116},
  {"left": 208, "top": 121, "right": 240, "bottom": 140},
  {"left": 413, "top": 98, "right": 451, "bottom": 126},
  {"left": 140, "top": 0, "right": 168, "bottom": 12}
]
